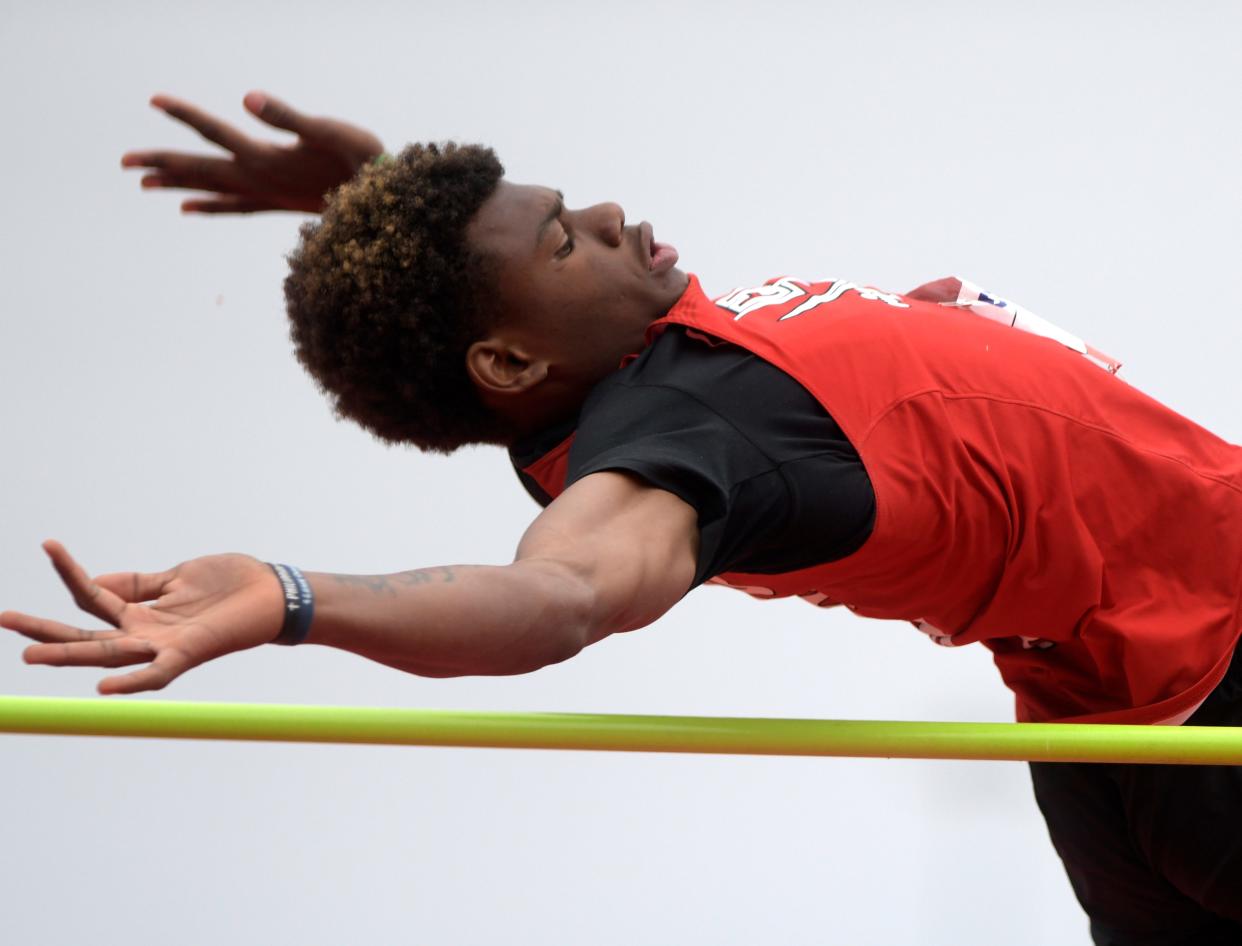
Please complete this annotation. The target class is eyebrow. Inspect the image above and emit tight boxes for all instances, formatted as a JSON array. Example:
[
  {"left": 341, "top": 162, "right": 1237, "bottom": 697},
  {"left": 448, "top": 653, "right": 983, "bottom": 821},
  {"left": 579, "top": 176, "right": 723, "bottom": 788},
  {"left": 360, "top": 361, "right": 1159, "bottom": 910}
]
[{"left": 534, "top": 190, "right": 565, "bottom": 250}]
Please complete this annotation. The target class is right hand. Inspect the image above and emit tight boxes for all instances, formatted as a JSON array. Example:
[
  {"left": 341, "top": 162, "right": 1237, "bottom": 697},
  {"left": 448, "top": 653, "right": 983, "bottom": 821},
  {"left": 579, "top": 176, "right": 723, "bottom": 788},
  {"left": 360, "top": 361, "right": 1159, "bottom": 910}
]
[
  {"left": 1, "top": 540, "right": 286, "bottom": 694},
  {"left": 121, "top": 91, "right": 385, "bottom": 214}
]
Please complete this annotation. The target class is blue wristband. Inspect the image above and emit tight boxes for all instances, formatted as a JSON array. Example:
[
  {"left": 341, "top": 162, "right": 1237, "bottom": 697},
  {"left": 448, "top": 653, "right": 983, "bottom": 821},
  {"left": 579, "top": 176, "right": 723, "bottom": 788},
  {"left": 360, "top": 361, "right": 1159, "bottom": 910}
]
[{"left": 267, "top": 563, "right": 315, "bottom": 646}]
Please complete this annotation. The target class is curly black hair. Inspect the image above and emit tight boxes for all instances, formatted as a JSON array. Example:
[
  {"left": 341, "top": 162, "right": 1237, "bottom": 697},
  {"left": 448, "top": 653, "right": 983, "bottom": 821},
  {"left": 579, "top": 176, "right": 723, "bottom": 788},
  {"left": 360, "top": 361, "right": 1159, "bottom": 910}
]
[{"left": 284, "top": 142, "right": 506, "bottom": 453}]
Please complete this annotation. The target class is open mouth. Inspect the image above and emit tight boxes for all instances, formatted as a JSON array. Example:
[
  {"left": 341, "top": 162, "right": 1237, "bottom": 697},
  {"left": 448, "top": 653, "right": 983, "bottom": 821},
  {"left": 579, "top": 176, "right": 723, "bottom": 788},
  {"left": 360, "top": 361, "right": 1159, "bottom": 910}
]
[{"left": 641, "top": 221, "right": 679, "bottom": 274}]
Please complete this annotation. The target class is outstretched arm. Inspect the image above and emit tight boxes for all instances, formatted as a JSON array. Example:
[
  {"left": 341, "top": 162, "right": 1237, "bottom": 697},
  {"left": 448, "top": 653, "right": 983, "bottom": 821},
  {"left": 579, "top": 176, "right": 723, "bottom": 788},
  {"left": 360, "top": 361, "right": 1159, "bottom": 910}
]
[
  {"left": 121, "top": 91, "right": 384, "bottom": 214},
  {"left": 1, "top": 472, "right": 699, "bottom": 694}
]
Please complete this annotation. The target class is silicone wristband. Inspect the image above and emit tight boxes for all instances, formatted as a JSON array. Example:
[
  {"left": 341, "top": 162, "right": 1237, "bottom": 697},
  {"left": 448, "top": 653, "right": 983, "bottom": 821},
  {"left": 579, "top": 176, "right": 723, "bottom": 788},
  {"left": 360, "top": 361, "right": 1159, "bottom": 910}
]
[{"left": 267, "top": 563, "right": 315, "bottom": 646}]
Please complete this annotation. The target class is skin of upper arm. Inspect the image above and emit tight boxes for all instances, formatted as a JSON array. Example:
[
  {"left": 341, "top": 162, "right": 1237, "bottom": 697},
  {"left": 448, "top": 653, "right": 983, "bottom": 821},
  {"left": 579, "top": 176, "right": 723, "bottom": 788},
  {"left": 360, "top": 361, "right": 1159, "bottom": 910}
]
[{"left": 514, "top": 470, "right": 700, "bottom": 646}]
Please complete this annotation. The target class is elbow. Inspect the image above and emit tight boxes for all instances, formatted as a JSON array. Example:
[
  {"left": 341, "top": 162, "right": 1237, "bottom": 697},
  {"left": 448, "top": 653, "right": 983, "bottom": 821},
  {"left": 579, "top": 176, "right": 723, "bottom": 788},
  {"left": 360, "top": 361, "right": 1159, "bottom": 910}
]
[
  {"left": 483, "top": 627, "right": 587, "bottom": 678},
  {"left": 497, "top": 559, "right": 601, "bottom": 675},
  {"left": 511, "top": 629, "right": 587, "bottom": 675}
]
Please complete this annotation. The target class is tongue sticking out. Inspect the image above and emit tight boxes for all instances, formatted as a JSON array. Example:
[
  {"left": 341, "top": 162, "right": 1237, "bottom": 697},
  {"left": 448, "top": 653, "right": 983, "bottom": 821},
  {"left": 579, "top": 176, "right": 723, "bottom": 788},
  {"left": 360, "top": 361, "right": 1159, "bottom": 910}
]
[{"left": 649, "top": 240, "right": 679, "bottom": 272}]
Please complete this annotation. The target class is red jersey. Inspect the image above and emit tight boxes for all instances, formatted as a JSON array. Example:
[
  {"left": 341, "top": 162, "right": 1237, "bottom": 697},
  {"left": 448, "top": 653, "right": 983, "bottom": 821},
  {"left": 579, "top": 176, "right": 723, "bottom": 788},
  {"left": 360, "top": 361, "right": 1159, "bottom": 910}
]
[{"left": 520, "top": 275, "right": 1242, "bottom": 724}]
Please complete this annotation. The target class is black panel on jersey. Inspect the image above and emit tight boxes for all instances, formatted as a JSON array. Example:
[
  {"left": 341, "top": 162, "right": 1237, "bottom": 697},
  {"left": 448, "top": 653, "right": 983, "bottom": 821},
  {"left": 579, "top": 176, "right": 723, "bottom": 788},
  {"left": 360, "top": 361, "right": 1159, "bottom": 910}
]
[{"left": 511, "top": 326, "right": 875, "bottom": 588}]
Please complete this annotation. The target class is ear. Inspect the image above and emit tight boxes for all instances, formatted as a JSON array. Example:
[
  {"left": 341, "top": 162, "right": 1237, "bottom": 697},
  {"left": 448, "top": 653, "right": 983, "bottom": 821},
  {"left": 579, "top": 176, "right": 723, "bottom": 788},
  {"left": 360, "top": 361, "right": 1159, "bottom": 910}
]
[{"left": 466, "top": 337, "right": 550, "bottom": 398}]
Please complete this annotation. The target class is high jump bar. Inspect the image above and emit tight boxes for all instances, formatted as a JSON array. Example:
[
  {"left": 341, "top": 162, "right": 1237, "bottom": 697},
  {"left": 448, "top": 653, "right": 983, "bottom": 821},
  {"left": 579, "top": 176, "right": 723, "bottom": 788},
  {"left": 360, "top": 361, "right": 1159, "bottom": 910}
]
[{"left": 2, "top": 696, "right": 1240, "bottom": 764}]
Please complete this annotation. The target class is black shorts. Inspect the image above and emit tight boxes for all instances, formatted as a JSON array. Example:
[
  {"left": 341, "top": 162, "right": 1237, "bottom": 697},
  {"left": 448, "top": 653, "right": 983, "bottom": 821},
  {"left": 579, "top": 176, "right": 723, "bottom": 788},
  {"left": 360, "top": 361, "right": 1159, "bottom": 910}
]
[{"left": 1030, "top": 642, "right": 1242, "bottom": 945}]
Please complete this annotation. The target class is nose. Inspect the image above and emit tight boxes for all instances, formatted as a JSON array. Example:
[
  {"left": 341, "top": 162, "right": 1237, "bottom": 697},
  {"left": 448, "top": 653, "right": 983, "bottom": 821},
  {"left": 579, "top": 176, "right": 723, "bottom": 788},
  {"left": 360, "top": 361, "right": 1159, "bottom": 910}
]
[{"left": 582, "top": 201, "right": 625, "bottom": 247}]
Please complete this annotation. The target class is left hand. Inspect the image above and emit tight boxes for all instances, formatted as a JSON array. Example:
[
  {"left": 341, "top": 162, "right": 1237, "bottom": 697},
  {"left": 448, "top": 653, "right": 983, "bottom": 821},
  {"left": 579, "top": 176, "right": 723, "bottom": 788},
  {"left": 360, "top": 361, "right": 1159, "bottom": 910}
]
[
  {"left": 1, "top": 541, "right": 285, "bottom": 694},
  {"left": 904, "top": 277, "right": 963, "bottom": 304},
  {"left": 121, "top": 91, "right": 385, "bottom": 214}
]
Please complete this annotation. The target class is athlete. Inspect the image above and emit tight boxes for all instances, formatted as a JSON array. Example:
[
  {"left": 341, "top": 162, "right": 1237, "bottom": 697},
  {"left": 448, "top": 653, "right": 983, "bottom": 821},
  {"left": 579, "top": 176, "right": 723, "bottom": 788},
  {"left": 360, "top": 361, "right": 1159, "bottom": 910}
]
[{"left": 4, "top": 93, "right": 1240, "bottom": 944}]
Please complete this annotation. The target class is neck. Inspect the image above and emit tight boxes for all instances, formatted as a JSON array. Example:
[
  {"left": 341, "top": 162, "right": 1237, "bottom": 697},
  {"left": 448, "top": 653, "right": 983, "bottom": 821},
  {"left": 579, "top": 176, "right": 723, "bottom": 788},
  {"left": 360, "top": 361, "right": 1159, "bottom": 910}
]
[
  {"left": 486, "top": 381, "right": 595, "bottom": 446},
  {"left": 502, "top": 401, "right": 585, "bottom": 444},
  {"left": 480, "top": 359, "right": 626, "bottom": 446}
]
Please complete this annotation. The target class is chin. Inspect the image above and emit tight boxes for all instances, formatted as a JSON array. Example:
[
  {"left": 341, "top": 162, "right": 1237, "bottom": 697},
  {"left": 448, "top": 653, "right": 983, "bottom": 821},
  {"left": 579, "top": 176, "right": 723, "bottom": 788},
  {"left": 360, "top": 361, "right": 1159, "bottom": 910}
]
[{"left": 662, "top": 266, "right": 690, "bottom": 297}]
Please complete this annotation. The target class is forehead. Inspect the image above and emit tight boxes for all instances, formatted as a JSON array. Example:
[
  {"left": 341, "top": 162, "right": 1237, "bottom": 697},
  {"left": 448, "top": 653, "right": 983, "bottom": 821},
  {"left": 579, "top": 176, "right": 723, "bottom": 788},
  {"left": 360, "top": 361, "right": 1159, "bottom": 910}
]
[{"left": 467, "top": 180, "right": 557, "bottom": 255}]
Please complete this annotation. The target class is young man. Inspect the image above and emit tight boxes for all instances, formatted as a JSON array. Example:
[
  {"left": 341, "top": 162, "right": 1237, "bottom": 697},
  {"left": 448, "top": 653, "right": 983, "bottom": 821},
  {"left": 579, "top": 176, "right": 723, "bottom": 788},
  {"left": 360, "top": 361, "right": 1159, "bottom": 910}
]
[{"left": 5, "top": 93, "right": 1241, "bottom": 944}]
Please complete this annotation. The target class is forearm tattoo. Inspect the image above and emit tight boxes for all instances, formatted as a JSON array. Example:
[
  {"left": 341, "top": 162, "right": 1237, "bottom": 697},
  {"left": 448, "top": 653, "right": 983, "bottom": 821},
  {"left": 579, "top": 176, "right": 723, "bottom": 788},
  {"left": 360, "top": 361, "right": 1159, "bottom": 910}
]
[{"left": 331, "top": 565, "right": 477, "bottom": 596}]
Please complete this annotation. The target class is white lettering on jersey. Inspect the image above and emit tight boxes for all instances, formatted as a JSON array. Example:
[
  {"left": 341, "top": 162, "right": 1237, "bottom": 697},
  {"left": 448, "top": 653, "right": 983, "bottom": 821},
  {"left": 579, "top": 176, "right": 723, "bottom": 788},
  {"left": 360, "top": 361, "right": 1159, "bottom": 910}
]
[
  {"left": 715, "top": 278, "right": 808, "bottom": 320},
  {"left": 780, "top": 281, "right": 909, "bottom": 320},
  {"left": 715, "top": 277, "right": 909, "bottom": 322}
]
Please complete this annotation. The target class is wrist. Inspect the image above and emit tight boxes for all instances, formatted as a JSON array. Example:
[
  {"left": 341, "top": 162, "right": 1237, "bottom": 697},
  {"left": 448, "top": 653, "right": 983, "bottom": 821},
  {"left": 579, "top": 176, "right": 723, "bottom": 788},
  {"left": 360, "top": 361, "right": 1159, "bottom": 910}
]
[{"left": 265, "top": 563, "right": 315, "bottom": 645}]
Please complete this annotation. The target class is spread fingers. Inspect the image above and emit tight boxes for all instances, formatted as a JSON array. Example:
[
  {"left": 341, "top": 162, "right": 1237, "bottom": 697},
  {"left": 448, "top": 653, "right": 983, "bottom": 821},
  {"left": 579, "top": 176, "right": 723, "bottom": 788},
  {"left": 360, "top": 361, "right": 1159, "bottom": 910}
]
[
  {"left": 0, "top": 609, "right": 125, "bottom": 645},
  {"left": 23, "top": 636, "right": 158, "bottom": 668},
  {"left": 42, "top": 540, "right": 129, "bottom": 627}
]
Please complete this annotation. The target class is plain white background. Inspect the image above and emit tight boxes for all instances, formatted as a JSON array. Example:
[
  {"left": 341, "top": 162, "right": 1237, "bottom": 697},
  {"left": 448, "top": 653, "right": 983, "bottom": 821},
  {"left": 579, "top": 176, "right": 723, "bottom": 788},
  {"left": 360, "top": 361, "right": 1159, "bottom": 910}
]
[{"left": 2, "top": 2, "right": 1239, "bottom": 943}]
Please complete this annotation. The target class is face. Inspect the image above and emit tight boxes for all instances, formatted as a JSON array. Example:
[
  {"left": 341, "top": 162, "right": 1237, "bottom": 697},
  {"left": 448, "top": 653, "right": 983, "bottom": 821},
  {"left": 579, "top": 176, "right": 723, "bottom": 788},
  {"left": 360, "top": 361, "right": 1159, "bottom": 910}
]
[{"left": 464, "top": 180, "right": 688, "bottom": 421}]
